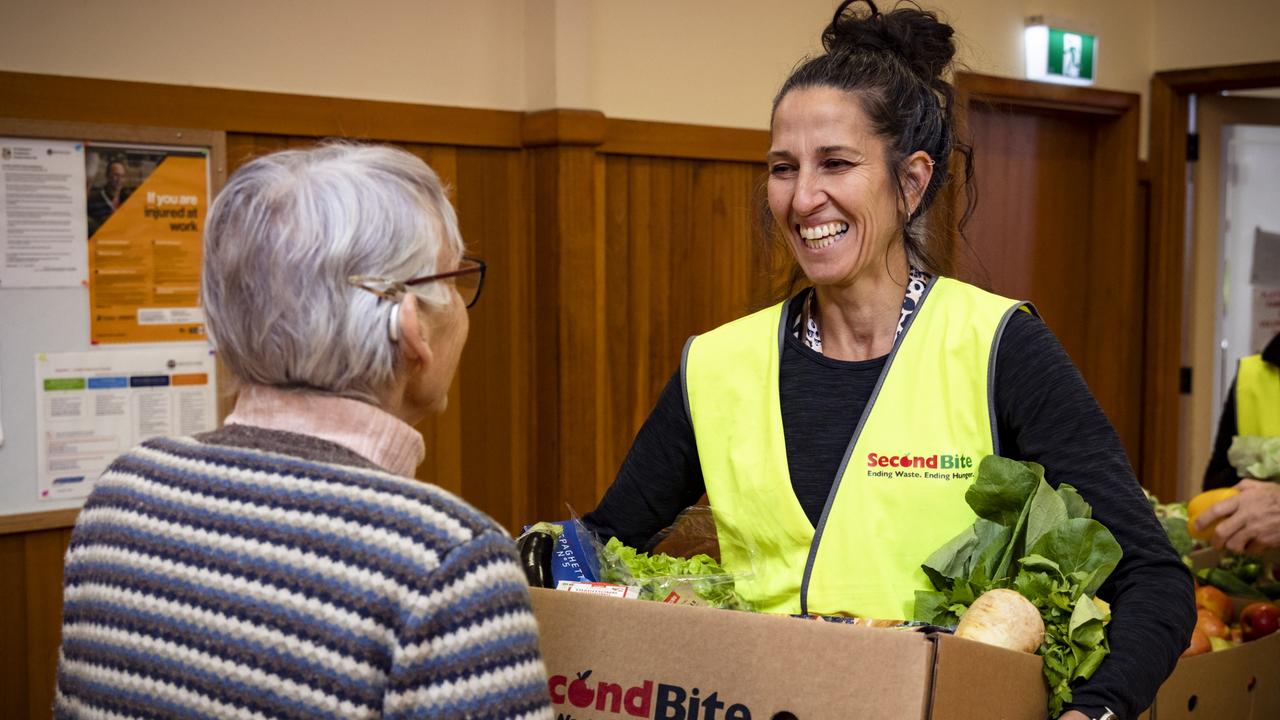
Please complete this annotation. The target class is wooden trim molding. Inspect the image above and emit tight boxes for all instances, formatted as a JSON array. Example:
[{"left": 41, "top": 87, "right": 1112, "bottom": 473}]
[
  {"left": 1154, "top": 61, "right": 1280, "bottom": 94},
  {"left": 0, "top": 509, "right": 80, "bottom": 535},
  {"left": 602, "top": 118, "right": 769, "bottom": 163},
  {"left": 1, "top": 71, "right": 772, "bottom": 163},
  {"left": 0, "top": 71, "right": 527, "bottom": 149},
  {"left": 958, "top": 72, "right": 1138, "bottom": 116},
  {"left": 521, "top": 109, "right": 606, "bottom": 147}
]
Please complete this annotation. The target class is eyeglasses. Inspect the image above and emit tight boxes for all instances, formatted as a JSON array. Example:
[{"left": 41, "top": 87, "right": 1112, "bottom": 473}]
[{"left": 348, "top": 256, "right": 487, "bottom": 309}]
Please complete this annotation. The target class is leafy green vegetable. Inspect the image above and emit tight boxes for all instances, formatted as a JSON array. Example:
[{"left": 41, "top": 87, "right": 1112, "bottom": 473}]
[
  {"left": 913, "top": 455, "right": 1123, "bottom": 717},
  {"left": 525, "top": 521, "right": 564, "bottom": 539},
  {"left": 1227, "top": 435, "right": 1280, "bottom": 481},
  {"left": 598, "top": 537, "right": 752, "bottom": 610},
  {"left": 1144, "top": 489, "right": 1192, "bottom": 558}
]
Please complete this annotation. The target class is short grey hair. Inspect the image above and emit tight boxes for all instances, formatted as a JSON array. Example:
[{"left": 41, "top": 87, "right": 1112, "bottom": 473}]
[{"left": 202, "top": 142, "right": 463, "bottom": 403}]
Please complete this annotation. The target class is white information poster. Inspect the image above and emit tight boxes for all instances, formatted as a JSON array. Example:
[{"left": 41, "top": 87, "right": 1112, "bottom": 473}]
[
  {"left": 0, "top": 137, "right": 89, "bottom": 288},
  {"left": 34, "top": 346, "right": 216, "bottom": 500}
]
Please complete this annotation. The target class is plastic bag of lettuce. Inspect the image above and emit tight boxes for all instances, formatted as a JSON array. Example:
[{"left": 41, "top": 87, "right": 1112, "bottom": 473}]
[
  {"left": 1228, "top": 435, "right": 1280, "bottom": 481},
  {"left": 599, "top": 537, "right": 754, "bottom": 611}
]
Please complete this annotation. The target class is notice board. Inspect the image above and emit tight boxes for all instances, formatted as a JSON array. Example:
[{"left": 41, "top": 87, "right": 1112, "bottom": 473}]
[{"left": 0, "top": 118, "right": 226, "bottom": 532}]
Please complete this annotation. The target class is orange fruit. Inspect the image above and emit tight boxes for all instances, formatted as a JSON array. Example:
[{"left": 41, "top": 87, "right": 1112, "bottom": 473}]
[
  {"left": 1196, "top": 585, "right": 1233, "bottom": 623},
  {"left": 1196, "top": 608, "right": 1230, "bottom": 639},
  {"left": 1187, "top": 488, "right": 1240, "bottom": 542},
  {"left": 1182, "top": 628, "right": 1211, "bottom": 657}
]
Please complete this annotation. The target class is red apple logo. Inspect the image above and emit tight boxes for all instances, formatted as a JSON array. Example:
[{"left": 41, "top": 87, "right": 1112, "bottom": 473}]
[
  {"left": 1239, "top": 602, "right": 1280, "bottom": 642},
  {"left": 567, "top": 670, "right": 594, "bottom": 708}
]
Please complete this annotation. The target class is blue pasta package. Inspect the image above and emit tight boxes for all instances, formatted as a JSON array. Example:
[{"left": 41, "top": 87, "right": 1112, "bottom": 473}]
[{"left": 546, "top": 518, "right": 601, "bottom": 583}]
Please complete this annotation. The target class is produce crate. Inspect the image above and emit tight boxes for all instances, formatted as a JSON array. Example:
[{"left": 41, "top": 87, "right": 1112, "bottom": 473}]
[
  {"left": 1151, "top": 548, "right": 1280, "bottom": 719},
  {"left": 530, "top": 588, "right": 1047, "bottom": 720},
  {"left": 1150, "top": 630, "right": 1280, "bottom": 719}
]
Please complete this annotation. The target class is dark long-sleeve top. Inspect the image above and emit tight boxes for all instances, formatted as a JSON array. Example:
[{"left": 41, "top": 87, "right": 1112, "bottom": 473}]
[
  {"left": 1204, "top": 333, "right": 1280, "bottom": 490},
  {"left": 584, "top": 300, "right": 1195, "bottom": 720},
  {"left": 1204, "top": 377, "right": 1241, "bottom": 491}
]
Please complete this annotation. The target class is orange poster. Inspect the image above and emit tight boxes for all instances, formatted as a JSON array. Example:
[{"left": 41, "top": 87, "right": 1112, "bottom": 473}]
[{"left": 87, "top": 145, "right": 209, "bottom": 344}]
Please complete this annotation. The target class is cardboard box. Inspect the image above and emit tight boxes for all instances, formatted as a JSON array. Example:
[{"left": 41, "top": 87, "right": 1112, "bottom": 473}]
[
  {"left": 530, "top": 588, "right": 1047, "bottom": 720},
  {"left": 1149, "top": 548, "right": 1280, "bottom": 719},
  {"left": 1151, "top": 631, "right": 1280, "bottom": 720}
]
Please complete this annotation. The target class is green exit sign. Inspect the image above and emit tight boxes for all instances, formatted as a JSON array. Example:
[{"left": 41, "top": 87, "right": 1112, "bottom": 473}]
[{"left": 1025, "top": 21, "right": 1097, "bottom": 86}]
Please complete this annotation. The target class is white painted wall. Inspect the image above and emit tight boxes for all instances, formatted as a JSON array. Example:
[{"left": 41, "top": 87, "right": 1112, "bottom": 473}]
[{"left": 2, "top": 0, "right": 1277, "bottom": 146}]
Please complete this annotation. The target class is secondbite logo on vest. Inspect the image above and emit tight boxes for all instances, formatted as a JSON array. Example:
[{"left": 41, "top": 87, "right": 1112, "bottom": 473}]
[{"left": 865, "top": 452, "right": 975, "bottom": 481}]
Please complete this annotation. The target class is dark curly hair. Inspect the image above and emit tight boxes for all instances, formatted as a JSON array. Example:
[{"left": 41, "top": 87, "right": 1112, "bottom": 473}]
[{"left": 765, "top": 0, "right": 973, "bottom": 283}]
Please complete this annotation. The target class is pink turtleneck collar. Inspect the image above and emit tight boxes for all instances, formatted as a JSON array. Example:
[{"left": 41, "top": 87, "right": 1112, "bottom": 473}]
[{"left": 224, "top": 384, "right": 425, "bottom": 477}]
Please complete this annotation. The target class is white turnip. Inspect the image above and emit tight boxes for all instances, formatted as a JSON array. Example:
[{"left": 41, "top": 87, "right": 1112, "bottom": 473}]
[{"left": 954, "top": 588, "right": 1045, "bottom": 653}]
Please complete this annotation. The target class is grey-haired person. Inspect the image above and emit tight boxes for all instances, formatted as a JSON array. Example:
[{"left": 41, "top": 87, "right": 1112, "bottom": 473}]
[{"left": 55, "top": 143, "right": 553, "bottom": 719}]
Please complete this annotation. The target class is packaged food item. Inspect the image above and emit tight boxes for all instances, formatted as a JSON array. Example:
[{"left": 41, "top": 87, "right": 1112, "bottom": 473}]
[
  {"left": 526, "top": 506, "right": 756, "bottom": 610},
  {"left": 597, "top": 536, "right": 754, "bottom": 611},
  {"left": 515, "top": 522, "right": 560, "bottom": 588},
  {"left": 555, "top": 580, "right": 641, "bottom": 599},
  {"left": 1227, "top": 435, "right": 1280, "bottom": 480},
  {"left": 519, "top": 517, "right": 602, "bottom": 586}
]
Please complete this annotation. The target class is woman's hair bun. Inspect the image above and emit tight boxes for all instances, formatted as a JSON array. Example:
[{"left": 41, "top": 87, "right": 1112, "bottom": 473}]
[{"left": 822, "top": 0, "right": 956, "bottom": 83}]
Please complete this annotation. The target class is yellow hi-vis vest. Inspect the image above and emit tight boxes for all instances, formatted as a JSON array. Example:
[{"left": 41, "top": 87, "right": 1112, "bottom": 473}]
[
  {"left": 1237, "top": 354, "right": 1280, "bottom": 436},
  {"left": 683, "top": 277, "right": 1029, "bottom": 619}
]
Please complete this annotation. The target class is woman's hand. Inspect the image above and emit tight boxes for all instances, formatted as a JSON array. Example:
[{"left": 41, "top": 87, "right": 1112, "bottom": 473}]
[
  {"left": 1057, "top": 711, "right": 1090, "bottom": 720},
  {"left": 1195, "top": 478, "right": 1280, "bottom": 554}
]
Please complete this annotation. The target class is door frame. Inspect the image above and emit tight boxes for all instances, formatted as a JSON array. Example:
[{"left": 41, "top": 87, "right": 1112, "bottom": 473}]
[{"left": 1146, "top": 62, "right": 1280, "bottom": 503}]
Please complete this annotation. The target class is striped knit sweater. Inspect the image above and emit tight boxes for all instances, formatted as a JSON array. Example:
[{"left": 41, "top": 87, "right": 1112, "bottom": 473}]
[{"left": 55, "top": 423, "right": 553, "bottom": 719}]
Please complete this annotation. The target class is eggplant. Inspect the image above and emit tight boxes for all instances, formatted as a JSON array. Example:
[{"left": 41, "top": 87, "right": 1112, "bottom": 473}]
[{"left": 517, "top": 529, "right": 556, "bottom": 588}]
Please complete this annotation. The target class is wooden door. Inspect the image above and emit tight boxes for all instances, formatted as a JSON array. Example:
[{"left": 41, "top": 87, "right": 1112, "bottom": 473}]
[{"left": 951, "top": 74, "right": 1144, "bottom": 476}]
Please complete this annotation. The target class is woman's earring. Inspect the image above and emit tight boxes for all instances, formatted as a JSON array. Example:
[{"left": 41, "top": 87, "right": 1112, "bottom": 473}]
[{"left": 387, "top": 303, "right": 401, "bottom": 342}]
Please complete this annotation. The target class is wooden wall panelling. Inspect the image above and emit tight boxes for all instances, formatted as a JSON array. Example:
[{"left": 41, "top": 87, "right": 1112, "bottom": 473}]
[
  {"left": 0, "top": 532, "right": 31, "bottom": 715},
  {"left": 0, "top": 528, "right": 73, "bottom": 719},
  {"left": 600, "top": 155, "right": 768, "bottom": 479},
  {"left": 453, "top": 147, "right": 533, "bottom": 531},
  {"left": 527, "top": 145, "right": 609, "bottom": 522},
  {"left": 24, "top": 529, "right": 71, "bottom": 718},
  {"left": 603, "top": 156, "right": 645, "bottom": 472},
  {"left": 653, "top": 159, "right": 695, "bottom": 368}
]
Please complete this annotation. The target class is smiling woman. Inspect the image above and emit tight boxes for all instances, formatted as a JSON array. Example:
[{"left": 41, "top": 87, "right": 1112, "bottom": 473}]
[
  {"left": 766, "top": 85, "right": 934, "bottom": 340},
  {"left": 582, "top": 2, "right": 1194, "bottom": 719}
]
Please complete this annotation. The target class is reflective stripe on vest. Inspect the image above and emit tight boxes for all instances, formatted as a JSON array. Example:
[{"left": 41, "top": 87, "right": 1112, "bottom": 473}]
[
  {"left": 683, "top": 277, "right": 1028, "bottom": 619},
  {"left": 1237, "top": 354, "right": 1280, "bottom": 436}
]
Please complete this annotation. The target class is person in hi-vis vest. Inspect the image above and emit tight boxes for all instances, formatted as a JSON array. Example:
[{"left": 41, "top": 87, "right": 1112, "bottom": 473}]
[
  {"left": 581, "top": 3, "right": 1192, "bottom": 719},
  {"left": 1196, "top": 331, "right": 1280, "bottom": 552}
]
